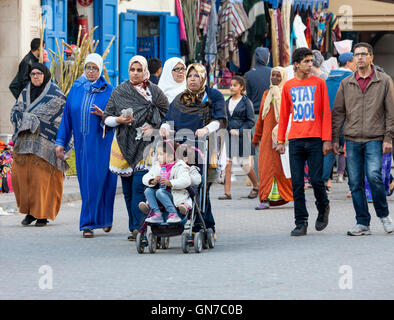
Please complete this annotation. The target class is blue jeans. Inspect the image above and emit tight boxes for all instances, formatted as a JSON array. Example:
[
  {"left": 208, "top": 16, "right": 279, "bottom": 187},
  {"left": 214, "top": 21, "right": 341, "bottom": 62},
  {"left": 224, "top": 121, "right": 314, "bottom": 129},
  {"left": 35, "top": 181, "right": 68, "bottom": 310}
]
[
  {"left": 322, "top": 152, "right": 336, "bottom": 182},
  {"left": 144, "top": 187, "right": 178, "bottom": 215},
  {"left": 289, "top": 138, "right": 329, "bottom": 224},
  {"left": 346, "top": 140, "right": 389, "bottom": 226},
  {"left": 121, "top": 170, "right": 148, "bottom": 232}
]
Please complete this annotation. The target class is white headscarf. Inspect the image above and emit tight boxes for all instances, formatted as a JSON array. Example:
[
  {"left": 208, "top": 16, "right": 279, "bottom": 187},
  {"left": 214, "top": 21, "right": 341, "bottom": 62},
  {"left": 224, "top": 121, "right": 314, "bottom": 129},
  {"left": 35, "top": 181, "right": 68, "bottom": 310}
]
[
  {"left": 158, "top": 57, "right": 186, "bottom": 103},
  {"left": 84, "top": 53, "right": 103, "bottom": 75}
]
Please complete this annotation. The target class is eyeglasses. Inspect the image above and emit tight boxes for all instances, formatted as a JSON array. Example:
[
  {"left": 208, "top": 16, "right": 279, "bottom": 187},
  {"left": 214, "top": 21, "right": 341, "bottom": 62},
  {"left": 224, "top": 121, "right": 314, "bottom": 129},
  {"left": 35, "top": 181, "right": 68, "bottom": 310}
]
[
  {"left": 85, "top": 66, "right": 99, "bottom": 72},
  {"left": 30, "top": 72, "right": 44, "bottom": 77},
  {"left": 354, "top": 52, "right": 370, "bottom": 58},
  {"left": 172, "top": 67, "right": 186, "bottom": 73}
]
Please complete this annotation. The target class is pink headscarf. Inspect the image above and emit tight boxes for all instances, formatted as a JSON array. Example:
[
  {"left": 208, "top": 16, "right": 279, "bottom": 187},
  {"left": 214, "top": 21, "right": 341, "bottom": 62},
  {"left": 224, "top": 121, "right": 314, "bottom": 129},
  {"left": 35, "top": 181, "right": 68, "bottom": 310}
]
[{"left": 128, "top": 55, "right": 151, "bottom": 101}]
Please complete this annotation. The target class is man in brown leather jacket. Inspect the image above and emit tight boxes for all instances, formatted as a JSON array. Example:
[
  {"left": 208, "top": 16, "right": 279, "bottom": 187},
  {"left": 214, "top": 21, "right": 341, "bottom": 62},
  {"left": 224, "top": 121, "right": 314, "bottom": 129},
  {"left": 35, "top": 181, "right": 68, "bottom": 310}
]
[{"left": 332, "top": 42, "right": 394, "bottom": 236}]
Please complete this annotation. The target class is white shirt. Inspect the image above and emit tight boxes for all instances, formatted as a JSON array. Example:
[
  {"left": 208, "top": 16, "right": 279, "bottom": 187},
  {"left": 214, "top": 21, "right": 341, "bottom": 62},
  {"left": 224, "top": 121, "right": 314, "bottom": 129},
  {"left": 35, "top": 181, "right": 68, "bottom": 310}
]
[{"left": 228, "top": 96, "right": 242, "bottom": 117}]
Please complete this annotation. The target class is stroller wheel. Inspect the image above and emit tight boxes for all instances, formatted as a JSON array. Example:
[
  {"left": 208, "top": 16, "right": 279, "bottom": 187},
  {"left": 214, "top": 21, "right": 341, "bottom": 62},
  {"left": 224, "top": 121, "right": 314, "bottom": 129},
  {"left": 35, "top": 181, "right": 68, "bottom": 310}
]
[
  {"left": 181, "top": 233, "right": 190, "bottom": 254},
  {"left": 207, "top": 228, "right": 215, "bottom": 249},
  {"left": 148, "top": 233, "right": 157, "bottom": 254},
  {"left": 161, "top": 237, "right": 170, "bottom": 249},
  {"left": 194, "top": 231, "right": 203, "bottom": 253},
  {"left": 156, "top": 236, "right": 162, "bottom": 249},
  {"left": 136, "top": 232, "right": 144, "bottom": 254}
]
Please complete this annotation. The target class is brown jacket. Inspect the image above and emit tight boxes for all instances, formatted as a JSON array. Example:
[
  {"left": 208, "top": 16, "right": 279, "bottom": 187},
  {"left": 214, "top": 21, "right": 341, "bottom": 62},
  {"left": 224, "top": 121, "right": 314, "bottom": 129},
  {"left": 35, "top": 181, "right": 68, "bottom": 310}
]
[{"left": 332, "top": 66, "right": 394, "bottom": 144}]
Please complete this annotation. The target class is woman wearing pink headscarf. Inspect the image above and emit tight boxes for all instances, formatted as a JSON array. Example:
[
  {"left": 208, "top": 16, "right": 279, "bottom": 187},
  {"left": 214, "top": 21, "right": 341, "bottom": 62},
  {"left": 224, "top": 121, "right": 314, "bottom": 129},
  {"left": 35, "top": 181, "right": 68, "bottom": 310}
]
[{"left": 103, "top": 55, "right": 169, "bottom": 241}]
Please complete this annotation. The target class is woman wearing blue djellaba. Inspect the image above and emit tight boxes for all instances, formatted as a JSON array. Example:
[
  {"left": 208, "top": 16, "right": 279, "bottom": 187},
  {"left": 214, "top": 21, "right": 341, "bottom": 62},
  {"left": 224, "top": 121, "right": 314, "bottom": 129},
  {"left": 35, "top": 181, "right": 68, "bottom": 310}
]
[
  {"left": 160, "top": 63, "right": 227, "bottom": 238},
  {"left": 55, "top": 53, "right": 117, "bottom": 238}
]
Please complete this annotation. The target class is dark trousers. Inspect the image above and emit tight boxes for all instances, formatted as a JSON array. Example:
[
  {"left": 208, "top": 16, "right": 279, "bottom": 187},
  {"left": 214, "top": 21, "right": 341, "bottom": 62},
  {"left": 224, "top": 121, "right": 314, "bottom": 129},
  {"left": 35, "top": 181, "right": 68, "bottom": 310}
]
[
  {"left": 121, "top": 170, "right": 148, "bottom": 232},
  {"left": 289, "top": 138, "right": 329, "bottom": 225}
]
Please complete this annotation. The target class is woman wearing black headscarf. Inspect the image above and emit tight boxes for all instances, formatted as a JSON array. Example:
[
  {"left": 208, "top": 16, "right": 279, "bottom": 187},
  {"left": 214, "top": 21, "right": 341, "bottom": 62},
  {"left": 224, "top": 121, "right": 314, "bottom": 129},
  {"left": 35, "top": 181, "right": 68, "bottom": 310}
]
[{"left": 10, "top": 63, "right": 69, "bottom": 227}]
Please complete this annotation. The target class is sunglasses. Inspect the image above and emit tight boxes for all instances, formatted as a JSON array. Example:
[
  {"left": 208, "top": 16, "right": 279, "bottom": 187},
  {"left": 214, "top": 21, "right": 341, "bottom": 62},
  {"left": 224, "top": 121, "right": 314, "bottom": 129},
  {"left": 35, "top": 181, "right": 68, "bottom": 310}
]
[{"left": 172, "top": 67, "right": 186, "bottom": 73}]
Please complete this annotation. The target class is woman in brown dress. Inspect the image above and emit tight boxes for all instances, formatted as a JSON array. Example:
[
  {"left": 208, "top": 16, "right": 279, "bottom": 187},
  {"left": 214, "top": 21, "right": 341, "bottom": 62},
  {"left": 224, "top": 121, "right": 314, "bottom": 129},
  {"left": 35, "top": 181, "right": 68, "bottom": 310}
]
[
  {"left": 10, "top": 63, "right": 69, "bottom": 226},
  {"left": 252, "top": 67, "right": 293, "bottom": 210}
]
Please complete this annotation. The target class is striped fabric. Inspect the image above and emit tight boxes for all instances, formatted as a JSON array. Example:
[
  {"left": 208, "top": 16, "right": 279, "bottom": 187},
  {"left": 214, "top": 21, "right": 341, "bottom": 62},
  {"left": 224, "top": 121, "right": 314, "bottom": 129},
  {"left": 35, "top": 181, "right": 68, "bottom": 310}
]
[
  {"left": 268, "top": 178, "right": 283, "bottom": 201},
  {"left": 217, "top": 0, "right": 249, "bottom": 67},
  {"left": 197, "top": 0, "right": 212, "bottom": 31}
]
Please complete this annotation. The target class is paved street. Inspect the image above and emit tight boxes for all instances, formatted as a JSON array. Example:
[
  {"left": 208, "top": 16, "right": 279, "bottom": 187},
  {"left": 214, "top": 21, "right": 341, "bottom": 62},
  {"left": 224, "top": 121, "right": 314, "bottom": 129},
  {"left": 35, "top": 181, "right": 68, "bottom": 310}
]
[{"left": 1, "top": 174, "right": 393, "bottom": 300}]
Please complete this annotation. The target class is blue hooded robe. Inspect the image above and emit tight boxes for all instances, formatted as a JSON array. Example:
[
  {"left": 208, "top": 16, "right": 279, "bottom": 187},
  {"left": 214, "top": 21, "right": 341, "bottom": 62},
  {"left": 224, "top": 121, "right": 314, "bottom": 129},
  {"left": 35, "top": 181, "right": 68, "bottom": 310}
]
[{"left": 56, "top": 75, "right": 117, "bottom": 231}]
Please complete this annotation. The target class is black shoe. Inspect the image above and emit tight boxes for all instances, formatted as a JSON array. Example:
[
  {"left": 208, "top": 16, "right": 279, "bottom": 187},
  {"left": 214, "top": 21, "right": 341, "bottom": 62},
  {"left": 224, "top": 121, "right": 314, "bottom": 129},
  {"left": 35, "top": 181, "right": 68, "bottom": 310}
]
[
  {"left": 315, "top": 204, "right": 330, "bottom": 231},
  {"left": 21, "top": 214, "right": 37, "bottom": 226},
  {"left": 291, "top": 222, "right": 308, "bottom": 236},
  {"left": 35, "top": 219, "right": 48, "bottom": 227}
]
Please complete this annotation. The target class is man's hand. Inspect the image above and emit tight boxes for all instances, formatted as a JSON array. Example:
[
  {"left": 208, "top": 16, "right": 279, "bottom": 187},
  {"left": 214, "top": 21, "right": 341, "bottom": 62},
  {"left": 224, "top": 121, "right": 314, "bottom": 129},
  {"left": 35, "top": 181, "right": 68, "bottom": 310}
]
[
  {"left": 383, "top": 141, "right": 392, "bottom": 154},
  {"left": 323, "top": 141, "right": 332, "bottom": 156},
  {"left": 276, "top": 143, "right": 285, "bottom": 154},
  {"left": 55, "top": 146, "right": 65, "bottom": 160},
  {"left": 252, "top": 142, "right": 259, "bottom": 149},
  {"left": 332, "top": 142, "right": 340, "bottom": 155}
]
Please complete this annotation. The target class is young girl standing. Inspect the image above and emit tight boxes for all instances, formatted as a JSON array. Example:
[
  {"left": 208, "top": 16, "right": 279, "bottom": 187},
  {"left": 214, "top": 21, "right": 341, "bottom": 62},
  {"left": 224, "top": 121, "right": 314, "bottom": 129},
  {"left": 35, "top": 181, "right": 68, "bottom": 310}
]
[{"left": 219, "top": 76, "right": 259, "bottom": 200}]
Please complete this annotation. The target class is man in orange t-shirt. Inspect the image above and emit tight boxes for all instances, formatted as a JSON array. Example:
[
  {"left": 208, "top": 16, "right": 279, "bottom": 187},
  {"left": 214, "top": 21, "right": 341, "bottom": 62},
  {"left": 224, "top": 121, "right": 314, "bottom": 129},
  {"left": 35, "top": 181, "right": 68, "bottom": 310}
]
[{"left": 276, "top": 48, "right": 332, "bottom": 236}]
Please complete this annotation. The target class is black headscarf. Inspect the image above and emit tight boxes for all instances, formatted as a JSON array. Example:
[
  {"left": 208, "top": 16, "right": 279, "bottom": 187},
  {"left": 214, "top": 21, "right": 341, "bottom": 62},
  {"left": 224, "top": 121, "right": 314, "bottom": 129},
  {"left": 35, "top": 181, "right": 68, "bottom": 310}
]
[{"left": 30, "top": 63, "right": 52, "bottom": 103}]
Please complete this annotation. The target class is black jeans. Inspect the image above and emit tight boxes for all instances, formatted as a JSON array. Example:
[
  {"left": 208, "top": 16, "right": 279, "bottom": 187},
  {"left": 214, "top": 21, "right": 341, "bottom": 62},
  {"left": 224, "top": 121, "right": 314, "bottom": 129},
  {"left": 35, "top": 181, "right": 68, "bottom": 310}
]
[{"left": 289, "top": 138, "right": 329, "bottom": 225}]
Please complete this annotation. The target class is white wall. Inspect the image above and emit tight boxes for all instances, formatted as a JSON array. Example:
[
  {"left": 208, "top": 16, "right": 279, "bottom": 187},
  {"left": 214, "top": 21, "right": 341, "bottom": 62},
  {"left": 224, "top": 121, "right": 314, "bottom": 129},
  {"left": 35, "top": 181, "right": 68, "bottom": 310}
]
[
  {"left": 0, "top": 0, "right": 40, "bottom": 135},
  {"left": 118, "top": 0, "right": 175, "bottom": 15}
]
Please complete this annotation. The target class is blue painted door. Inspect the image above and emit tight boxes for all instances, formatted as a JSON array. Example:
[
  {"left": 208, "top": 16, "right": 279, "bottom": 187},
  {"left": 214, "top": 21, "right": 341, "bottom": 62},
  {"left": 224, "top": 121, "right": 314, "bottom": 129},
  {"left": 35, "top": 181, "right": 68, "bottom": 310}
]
[
  {"left": 119, "top": 12, "right": 137, "bottom": 84},
  {"left": 160, "top": 15, "right": 181, "bottom": 62},
  {"left": 94, "top": 0, "right": 118, "bottom": 86},
  {"left": 42, "top": 0, "right": 67, "bottom": 62}
]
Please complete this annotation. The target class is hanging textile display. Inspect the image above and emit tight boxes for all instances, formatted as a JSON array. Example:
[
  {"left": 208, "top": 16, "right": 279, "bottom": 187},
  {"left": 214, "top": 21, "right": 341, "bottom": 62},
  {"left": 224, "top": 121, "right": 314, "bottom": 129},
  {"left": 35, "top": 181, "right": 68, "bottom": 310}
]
[
  {"left": 181, "top": 0, "right": 198, "bottom": 63},
  {"left": 217, "top": 0, "right": 249, "bottom": 68},
  {"left": 242, "top": 0, "right": 268, "bottom": 57},
  {"left": 281, "top": 0, "right": 291, "bottom": 67},
  {"left": 205, "top": 0, "right": 218, "bottom": 64},
  {"left": 197, "top": 0, "right": 212, "bottom": 34},
  {"left": 175, "top": 0, "right": 190, "bottom": 57},
  {"left": 293, "top": 14, "right": 308, "bottom": 48},
  {"left": 269, "top": 8, "right": 280, "bottom": 67}
]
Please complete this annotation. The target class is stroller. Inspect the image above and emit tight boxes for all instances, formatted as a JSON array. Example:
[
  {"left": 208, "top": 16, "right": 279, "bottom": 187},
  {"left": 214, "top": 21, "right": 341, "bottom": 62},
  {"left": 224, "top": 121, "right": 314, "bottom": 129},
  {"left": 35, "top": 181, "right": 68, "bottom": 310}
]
[{"left": 136, "top": 137, "right": 215, "bottom": 254}]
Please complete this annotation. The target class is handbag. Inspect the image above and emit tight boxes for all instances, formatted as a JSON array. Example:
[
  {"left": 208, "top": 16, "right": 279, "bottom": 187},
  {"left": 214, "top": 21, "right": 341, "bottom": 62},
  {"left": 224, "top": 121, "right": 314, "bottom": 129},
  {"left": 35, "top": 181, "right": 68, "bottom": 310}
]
[{"left": 109, "top": 136, "right": 133, "bottom": 177}]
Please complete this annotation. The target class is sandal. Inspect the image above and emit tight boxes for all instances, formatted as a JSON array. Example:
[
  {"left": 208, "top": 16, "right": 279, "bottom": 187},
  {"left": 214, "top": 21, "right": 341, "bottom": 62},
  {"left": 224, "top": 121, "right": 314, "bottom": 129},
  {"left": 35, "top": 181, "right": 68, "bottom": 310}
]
[
  {"left": 103, "top": 226, "right": 112, "bottom": 233},
  {"left": 218, "top": 193, "right": 232, "bottom": 200},
  {"left": 83, "top": 228, "right": 94, "bottom": 238},
  {"left": 247, "top": 188, "right": 259, "bottom": 199}
]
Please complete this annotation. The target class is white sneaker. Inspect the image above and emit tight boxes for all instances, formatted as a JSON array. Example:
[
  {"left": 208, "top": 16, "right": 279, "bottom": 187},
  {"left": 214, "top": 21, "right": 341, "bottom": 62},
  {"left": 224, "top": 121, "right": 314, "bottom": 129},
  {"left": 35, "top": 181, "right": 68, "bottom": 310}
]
[
  {"left": 347, "top": 224, "right": 371, "bottom": 236},
  {"left": 381, "top": 216, "right": 393, "bottom": 233}
]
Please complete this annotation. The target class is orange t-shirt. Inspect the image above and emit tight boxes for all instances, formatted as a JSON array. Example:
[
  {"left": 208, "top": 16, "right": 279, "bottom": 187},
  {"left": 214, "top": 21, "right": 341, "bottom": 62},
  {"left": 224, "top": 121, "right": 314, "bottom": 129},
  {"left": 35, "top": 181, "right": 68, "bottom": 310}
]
[{"left": 277, "top": 75, "right": 332, "bottom": 142}]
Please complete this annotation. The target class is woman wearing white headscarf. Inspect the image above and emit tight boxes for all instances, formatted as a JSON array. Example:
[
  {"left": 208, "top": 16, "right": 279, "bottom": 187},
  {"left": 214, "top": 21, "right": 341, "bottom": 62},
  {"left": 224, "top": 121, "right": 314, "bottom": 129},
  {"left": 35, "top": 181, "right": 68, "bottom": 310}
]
[
  {"left": 103, "top": 55, "right": 169, "bottom": 241},
  {"left": 252, "top": 67, "right": 293, "bottom": 210},
  {"left": 158, "top": 57, "right": 187, "bottom": 103},
  {"left": 56, "top": 53, "right": 117, "bottom": 238}
]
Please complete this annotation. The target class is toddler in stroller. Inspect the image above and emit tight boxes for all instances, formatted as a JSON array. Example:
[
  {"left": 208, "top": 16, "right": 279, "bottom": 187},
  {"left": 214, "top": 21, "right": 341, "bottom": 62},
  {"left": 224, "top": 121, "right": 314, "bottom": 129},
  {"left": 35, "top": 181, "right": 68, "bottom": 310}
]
[{"left": 141, "top": 140, "right": 200, "bottom": 224}]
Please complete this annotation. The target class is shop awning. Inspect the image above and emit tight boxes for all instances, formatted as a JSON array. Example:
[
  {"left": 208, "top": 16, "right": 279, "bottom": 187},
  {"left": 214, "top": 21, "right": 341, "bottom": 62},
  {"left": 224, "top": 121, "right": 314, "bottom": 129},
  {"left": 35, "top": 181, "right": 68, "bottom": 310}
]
[{"left": 267, "top": 0, "right": 329, "bottom": 10}]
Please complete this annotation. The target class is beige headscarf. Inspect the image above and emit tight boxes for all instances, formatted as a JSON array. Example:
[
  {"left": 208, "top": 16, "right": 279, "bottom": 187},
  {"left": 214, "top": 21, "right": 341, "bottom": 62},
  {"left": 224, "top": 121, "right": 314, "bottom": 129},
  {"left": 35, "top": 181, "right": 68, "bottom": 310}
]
[
  {"left": 180, "top": 63, "right": 207, "bottom": 106},
  {"left": 262, "top": 66, "right": 288, "bottom": 122}
]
